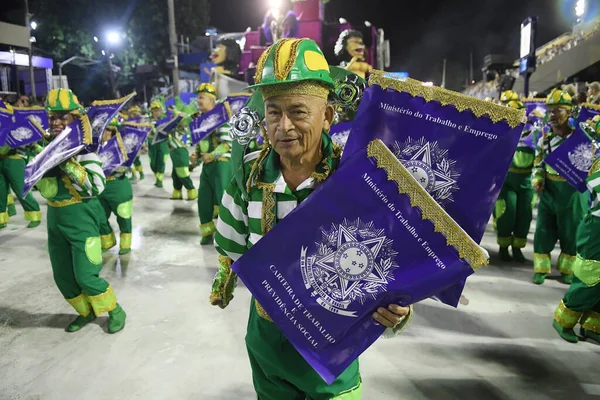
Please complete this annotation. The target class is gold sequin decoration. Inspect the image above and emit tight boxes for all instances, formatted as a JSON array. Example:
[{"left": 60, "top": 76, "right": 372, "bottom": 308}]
[
  {"left": 254, "top": 44, "right": 275, "bottom": 84},
  {"left": 366, "top": 139, "right": 488, "bottom": 270},
  {"left": 47, "top": 174, "right": 82, "bottom": 207},
  {"left": 589, "top": 158, "right": 600, "bottom": 176},
  {"left": 90, "top": 92, "right": 136, "bottom": 107},
  {"left": 255, "top": 299, "right": 273, "bottom": 322},
  {"left": 115, "top": 132, "right": 128, "bottom": 162},
  {"left": 368, "top": 70, "right": 525, "bottom": 128},
  {"left": 79, "top": 114, "right": 93, "bottom": 145},
  {"left": 261, "top": 81, "right": 330, "bottom": 100},
  {"left": 276, "top": 39, "right": 302, "bottom": 82},
  {"left": 580, "top": 102, "right": 600, "bottom": 111},
  {"left": 258, "top": 182, "right": 277, "bottom": 234}
]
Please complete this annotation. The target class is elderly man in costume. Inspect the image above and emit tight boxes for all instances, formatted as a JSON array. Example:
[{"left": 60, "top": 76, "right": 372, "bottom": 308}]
[
  {"left": 334, "top": 29, "right": 373, "bottom": 80},
  {"left": 493, "top": 91, "right": 535, "bottom": 262},
  {"left": 190, "top": 83, "right": 233, "bottom": 245},
  {"left": 531, "top": 89, "right": 587, "bottom": 285},
  {"left": 126, "top": 105, "right": 145, "bottom": 181},
  {"left": 552, "top": 116, "right": 600, "bottom": 344},
  {"left": 99, "top": 118, "right": 134, "bottom": 255},
  {"left": 210, "top": 38, "right": 410, "bottom": 399},
  {"left": 39, "top": 88, "right": 126, "bottom": 333},
  {"left": 148, "top": 100, "right": 169, "bottom": 188}
]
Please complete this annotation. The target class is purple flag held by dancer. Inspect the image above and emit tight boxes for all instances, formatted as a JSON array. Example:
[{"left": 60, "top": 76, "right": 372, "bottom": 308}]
[
  {"left": 12, "top": 106, "right": 49, "bottom": 131},
  {"left": 544, "top": 105, "right": 600, "bottom": 193},
  {"left": 87, "top": 92, "right": 137, "bottom": 152},
  {"left": 153, "top": 114, "right": 185, "bottom": 144},
  {"left": 0, "top": 107, "right": 13, "bottom": 147},
  {"left": 190, "top": 102, "right": 231, "bottom": 145},
  {"left": 329, "top": 121, "right": 352, "bottom": 148},
  {"left": 7, "top": 115, "right": 45, "bottom": 148},
  {"left": 121, "top": 123, "right": 152, "bottom": 168},
  {"left": 98, "top": 132, "right": 129, "bottom": 176},
  {"left": 232, "top": 139, "right": 488, "bottom": 385},
  {"left": 522, "top": 98, "right": 547, "bottom": 150},
  {"left": 226, "top": 93, "right": 252, "bottom": 115},
  {"left": 23, "top": 115, "right": 93, "bottom": 197}
]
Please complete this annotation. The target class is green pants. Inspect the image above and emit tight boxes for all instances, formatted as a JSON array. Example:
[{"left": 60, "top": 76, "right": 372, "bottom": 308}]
[
  {"left": 494, "top": 172, "right": 534, "bottom": 248},
  {"left": 99, "top": 177, "right": 133, "bottom": 250},
  {"left": 170, "top": 148, "right": 195, "bottom": 190},
  {"left": 149, "top": 141, "right": 169, "bottom": 181},
  {"left": 0, "top": 157, "right": 41, "bottom": 224},
  {"left": 533, "top": 178, "right": 586, "bottom": 274},
  {"left": 198, "top": 161, "right": 232, "bottom": 237},
  {"left": 47, "top": 199, "right": 118, "bottom": 317},
  {"left": 133, "top": 156, "right": 142, "bottom": 171},
  {"left": 246, "top": 300, "right": 362, "bottom": 399}
]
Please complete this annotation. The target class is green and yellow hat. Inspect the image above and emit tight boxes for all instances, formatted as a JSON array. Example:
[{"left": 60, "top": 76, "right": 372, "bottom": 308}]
[
  {"left": 46, "top": 88, "right": 82, "bottom": 112},
  {"left": 108, "top": 117, "right": 121, "bottom": 129},
  {"left": 249, "top": 38, "right": 335, "bottom": 100},
  {"left": 150, "top": 100, "right": 163, "bottom": 110},
  {"left": 506, "top": 100, "right": 524, "bottom": 110},
  {"left": 196, "top": 83, "right": 217, "bottom": 98},
  {"left": 128, "top": 105, "right": 142, "bottom": 113},
  {"left": 500, "top": 90, "right": 519, "bottom": 103},
  {"left": 546, "top": 88, "right": 573, "bottom": 108}
]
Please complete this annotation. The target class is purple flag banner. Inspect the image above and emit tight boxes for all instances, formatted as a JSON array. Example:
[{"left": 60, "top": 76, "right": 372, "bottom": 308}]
[
  {"left": 98, "top": 132, "right": 128, "bottom": 176},
  {"left": 121, "top": 123, "right": 152, "bottom": 168},
  {"left": 342, "top": 72, "right": 524, "bottom": 244},
  {"left": 0, "top": 108, "right": 13, "bottom": 147},
  {"left": 12, "top": 106, "right": 49, "bottom": 131},
  {"left": 7, "top": 115, "right": 45, "bottom": 148},
  {"left": 521, "top": 99, "right": 548, "bottom": 151},
  {"left": 329, "top": 121, "right": 352, "bottom": 148},
  {"left": 153, "top": 114, "right": 185, "bottom": 144},
  {"left": 23, "top": 115, "right": 93, "bottom": 197},
  {"left": 232, "top": 139, "right": 488, "bottom": 384},
  {"left": 226, "top": 93, "right": 251, "bottom": 115},
  {"left": 190, "top": 102, "right": 231, "bottom": 145},
  {"left": 544, "top": 105, "right": 600, "bottom": 193},
  {"left": 87, "top": 92, "right": 137, "bottom": 152}
]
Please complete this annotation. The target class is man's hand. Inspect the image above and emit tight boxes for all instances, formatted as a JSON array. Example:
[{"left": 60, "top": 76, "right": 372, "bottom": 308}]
[
  {"left": 201, "top": 153, "right": 213, "bottom": 164},
  {"left": 372, "top": 304, "right": 410, "bottom": 328},
  {"left": 533, "top": 180, "right": 544, "bottom": 194},
  {"left": 210, "top": 298, "right": 227, "bottom": 309},
  {"left": 189, "top": 153, "right": 198, "bottom": 164}
]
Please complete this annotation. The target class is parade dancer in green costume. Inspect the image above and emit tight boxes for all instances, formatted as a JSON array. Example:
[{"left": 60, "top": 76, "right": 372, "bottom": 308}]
[
  {"left": 552, "top": 116, "right": 600, "bottom": 344},
  {"left": 210, "top": 38, "right": 412, "bottom": 399},
  {"left": 39, "top": 88, "right": 126, "bottom": 333},
  {"left": 192, "top": 83, "right": 233, "bottom": 245},
  {"left": 494, "top": 94, "right": 535, "bottom": 262},
  {"left": 0, "top": 105, "right": 42, "bottom": 228},
  {"left": 148, "top": 100, "right": 169, "bottom": 188},
  {"left": 99, "top": 119, "right": 134, "bottom": 255},
  {"left": 532, "top": 89, "right": 587, "bottom": 285},
  {"left": 168, "top": 123, "right": 198, "bottom": 201},
  {"left": 127, "top": 105, "right": 145, "bottom": 181}
]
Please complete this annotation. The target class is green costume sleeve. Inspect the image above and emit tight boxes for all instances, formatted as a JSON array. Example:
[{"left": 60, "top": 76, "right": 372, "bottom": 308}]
[
  {"left": 532, "top": 134, "right": 545, "bottom": 185},
  {"left": 60, "top": 158, "right": 88, "bottom": 188}
]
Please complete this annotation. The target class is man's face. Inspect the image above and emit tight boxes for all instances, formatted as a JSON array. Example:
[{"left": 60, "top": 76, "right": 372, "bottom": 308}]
[
  {"left": 346, "top": 36, "right": 365, "bottom": 60},
  {"left": 48, "top": 112, "right": 75, "bottom": 138},
  {"left": 151, "top": 108, "right": 162, "bottom": 119},
  {"left": 197, "top": 93, "right": 215, "bottom": 113},
  {"left": 210, "top": 44, "right": 227, "bottom": 65},
  {"left": 17, "top": 96, "right": 29, "bottom": 107},
  {"left": 548, "top": 106, "right": 570, "bottom": 129},
  {"left": 265, "top": 95, "right": 334, "bottom": 162}
]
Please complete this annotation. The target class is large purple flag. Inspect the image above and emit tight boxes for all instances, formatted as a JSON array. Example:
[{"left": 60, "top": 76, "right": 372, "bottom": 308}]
[
  {"left": 226, "top": 93, "right": 252, "bottom": 115},
  {"left": 98, "top": 132, "right": 128, "bottom": 176},
  {"left": 232, "top": 139, "right": 488, "bottom": 384},
  {"left": 522, "top": 98, "right": 547, "bottom": 150},
  {"left": 342, "top": 72, "right": 524, "bottom": 244},
  {"left": 7, "top": 115, "right": 45, "bottom": 148},
  {"left": 190, "top": 102, "right": 231, "bottom": 145},
  {"left": 329, "top": 121, "right": 352, "bottom": 148},
  {"left": 121, "top": 123, "right": 152, "bottom": 168},
  {"left": 13, "top": 107, "right": 49, "bottom": 131},
  {"left": 0, "top": 108, "right": 13, "bottom": 147},
  {"left": 153, "top": 114, "right": 184, "bottom": 144},
  {"left": 544, "top": 105, "right": 600, "bottom": 193},
  {"left": 87, "top": 92, "right": 137, "bottom": 152},
  {"left": 23, "top": 115, "right": 93, "bottom": 197}
]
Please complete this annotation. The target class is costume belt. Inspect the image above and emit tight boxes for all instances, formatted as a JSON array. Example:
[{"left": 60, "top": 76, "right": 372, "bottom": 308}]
[{"left": 508, "top": 167, "right": 532, "bottom": 174}]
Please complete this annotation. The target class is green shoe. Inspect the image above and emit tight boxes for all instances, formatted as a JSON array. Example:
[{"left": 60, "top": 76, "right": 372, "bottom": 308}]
[
  {"left": 139, "top": 172, "right": 145, "bottom": 180},
  {"left": 200, "top": 234, "right": 214, "bottom": 245},
  {"left": 581, "top": 328, "right": 600, "bottom": 343},
  {"left": 107, "top": 304, "right": 126, "bottom": 334},
  {"left": 553, "top": 320, "right": 578, "bottom": 343},
  {"left": 129, "top": 174, "right": 137, "bottom": 181},
  {"left": 154, "top": 180, "right": 163, "bottom": 188},
  {"left": 118, "top": 248, "right": 131, "bottom": 255},
  {"left": 0, "top": 223, "right": 6, "bottom": 229},
  {"left": 532, "top": 273, "right": 547, "bottom": 285},
  {"left": 65, "top": 312, "right": 96, "bottom": 333},
  {"left": 512, "top": 247, "right": 526, "bottom": 263},
  {"left": 499, "top": 247, "right": 512, "bottom": 262},
  {"left": 7, "top": 204, "right": 17, "bottom": 217},
  {"left": 27, "top": 221, "right": 41, "bottom": 228},
  {"left": 561, "top": 274, "right": 573, "bottom": 285}
]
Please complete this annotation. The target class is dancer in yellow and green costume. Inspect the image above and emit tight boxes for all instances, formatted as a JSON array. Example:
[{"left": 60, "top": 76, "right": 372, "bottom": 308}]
[
  {"left": 148, "top": 100, "right": 169, "bottom": 188},
  {"left": 532, "top": 89, "right": 587, "bottom": 285},
  {"left": 493, "top": 94, "right": 535, "bottom": 262},
  {"left": 98, "top": 118, "right": 134, "bottom": 255},
  {"left": 39, "top": 88, "right": 126, "bottom": 333},
  {"left": 210, "top": 38, "right": 412, "bottom": 399},
  {"left": 192, "top": 83, "right": 233, "bottom": 244},
  {"left": 0, "top": 104, "right": 42, "bottom": 228},
  {"left": 168, "top": 120, "right": 198, "bottom": 201},
  {"left": 127, "top": 105, "right": 145, "bottom": 181},
  {"left": 552, "top": 115, "right": 600, "bottom": 344}
]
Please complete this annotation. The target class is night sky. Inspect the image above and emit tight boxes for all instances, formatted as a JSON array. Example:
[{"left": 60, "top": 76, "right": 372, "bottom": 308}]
[{"left": 211, "top": 0, "right": 600, "bottom": 90}]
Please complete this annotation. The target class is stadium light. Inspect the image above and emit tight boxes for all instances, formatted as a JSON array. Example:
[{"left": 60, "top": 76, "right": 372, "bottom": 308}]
[
  {"left": 30, "top": 21, "right": 37, "bottom": 30},
  {"left": 106, "top": 31, "right": 121, "bottom": 45},
  {"left": 575, "top": 0, "right": 586, "bottom": 18}
]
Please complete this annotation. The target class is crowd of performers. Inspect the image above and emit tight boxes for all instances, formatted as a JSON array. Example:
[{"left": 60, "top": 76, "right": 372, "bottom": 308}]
[{"left": 1, "top": 36, "right": 599, "bottom": 398}]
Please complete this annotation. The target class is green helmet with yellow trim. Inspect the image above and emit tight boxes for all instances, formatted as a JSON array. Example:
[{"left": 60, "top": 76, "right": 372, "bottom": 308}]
[
  {"left": 196, "top": 83, "right": 217, "bottom": 97},
  {"left": 45, "top": 88, "right": 82, "bottom": 112},
  {"left": 506, "top": 100, "right": 524, "bottom": 110},
  {"left": 149, "top": 100, "right": 163, "bottom": 111},
  {"left": 248, "top": 38, "right": 335, "bottom": 100},
  {"left": 500, "top": 90, "right": 519, "bottom": 103},
  {"left": 108, "top": 117, "right": 122, "bottom": 128},
  {"left": 546, "top": 88, "right": 573, "bottom": 108}
]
